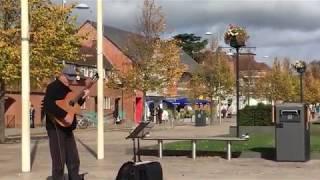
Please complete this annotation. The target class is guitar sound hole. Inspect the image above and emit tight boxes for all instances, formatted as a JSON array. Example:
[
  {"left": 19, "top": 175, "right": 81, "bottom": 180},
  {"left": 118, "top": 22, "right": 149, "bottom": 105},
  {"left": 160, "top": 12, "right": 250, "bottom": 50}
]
[{"left": 69, "top": 101, "right": 75, "bottom": 106}]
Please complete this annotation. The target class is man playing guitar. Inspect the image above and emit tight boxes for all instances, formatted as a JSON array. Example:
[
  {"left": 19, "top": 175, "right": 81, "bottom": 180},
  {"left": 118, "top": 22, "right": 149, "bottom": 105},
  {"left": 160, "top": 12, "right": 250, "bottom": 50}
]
[{"left": 44, "top": 65, "right": 90, "bottom": 180}]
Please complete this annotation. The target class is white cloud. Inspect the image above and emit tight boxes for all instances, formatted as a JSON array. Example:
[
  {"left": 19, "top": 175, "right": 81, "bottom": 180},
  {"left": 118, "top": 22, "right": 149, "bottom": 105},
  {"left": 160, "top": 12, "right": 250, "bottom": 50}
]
[{"left": 69, "top": 0, "right": 320, "bottom": 62}]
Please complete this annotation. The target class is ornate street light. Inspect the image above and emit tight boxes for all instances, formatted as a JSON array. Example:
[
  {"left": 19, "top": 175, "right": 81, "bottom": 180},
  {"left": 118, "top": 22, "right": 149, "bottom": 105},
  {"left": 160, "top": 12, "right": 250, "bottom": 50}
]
[
  {"left": 62, "top": 0, "right": 89, "bottom": 9},
  {"left": 292, "top": 60, "right": 307, "bottom": 102},
  {"left": 224, "top": 24, "right": 249, "bottom": 137}
]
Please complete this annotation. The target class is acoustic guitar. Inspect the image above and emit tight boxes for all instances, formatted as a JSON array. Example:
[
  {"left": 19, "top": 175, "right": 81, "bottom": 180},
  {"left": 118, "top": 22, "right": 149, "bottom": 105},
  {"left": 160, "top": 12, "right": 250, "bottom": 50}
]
[{"left": 55, "top": 73, "right": 99, "bottom": 127}]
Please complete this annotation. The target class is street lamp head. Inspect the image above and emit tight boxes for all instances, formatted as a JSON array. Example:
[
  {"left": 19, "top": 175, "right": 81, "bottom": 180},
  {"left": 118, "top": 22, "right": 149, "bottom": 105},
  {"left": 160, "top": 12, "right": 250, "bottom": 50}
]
[
  {"left": 75, "top": 3, "right": 90, "bottom": 9},
  {"left": 226, "top": 52, "right": 234, "bottom": 56},
  {"left": 205, "top": 32, "right": 213, "bottom": 36}
]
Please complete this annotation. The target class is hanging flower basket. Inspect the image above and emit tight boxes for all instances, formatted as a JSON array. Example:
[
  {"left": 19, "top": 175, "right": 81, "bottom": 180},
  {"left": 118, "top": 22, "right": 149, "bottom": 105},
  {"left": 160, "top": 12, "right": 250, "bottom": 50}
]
[
  {"left": 292, "top": 60, "right": 306, "bottom": 73},
  {"left": 224, "top": 24, "right": 249, "bottom": 48}
]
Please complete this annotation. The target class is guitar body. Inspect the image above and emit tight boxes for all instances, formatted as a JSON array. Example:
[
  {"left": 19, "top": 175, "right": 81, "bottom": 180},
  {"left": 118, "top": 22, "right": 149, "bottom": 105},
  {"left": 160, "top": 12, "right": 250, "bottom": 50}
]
[
  {"left": 55, "top": 92, "right": 81, "bottom": 127},
  {"left": 52, "top": 73, "right": 99, "bottom": 128}
]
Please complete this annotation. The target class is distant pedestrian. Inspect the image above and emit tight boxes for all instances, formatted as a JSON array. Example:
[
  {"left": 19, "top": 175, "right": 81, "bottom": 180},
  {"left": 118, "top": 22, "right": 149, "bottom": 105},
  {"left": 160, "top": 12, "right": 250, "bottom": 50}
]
[
  {"left": 30, "top": 104, "right": 35, "bottom": 128},
  {"left": 114, "top": 98, "right": 121, "bottom": 124},
  {"left": 156, "top": 105, "right": 163, "bottom": 124},
  {"left": 311, "top": 104, "right": 316, "bottom": 120},
  {"left": 221, "top": 104, "right": 227, "bottom": 119},
  {"left": 162, "top": 109, "right": 169, "bottom": 122}
]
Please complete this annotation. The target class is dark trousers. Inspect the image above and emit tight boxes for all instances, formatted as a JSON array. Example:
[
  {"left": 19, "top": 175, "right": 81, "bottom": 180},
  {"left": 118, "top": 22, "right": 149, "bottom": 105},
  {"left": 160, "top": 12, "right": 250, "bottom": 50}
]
[
  {"left": 30, "top": 117, "right": 35, "bottom": 128},
  {"left": 47, "top": 128, "right": 81, "bottom": 180}
]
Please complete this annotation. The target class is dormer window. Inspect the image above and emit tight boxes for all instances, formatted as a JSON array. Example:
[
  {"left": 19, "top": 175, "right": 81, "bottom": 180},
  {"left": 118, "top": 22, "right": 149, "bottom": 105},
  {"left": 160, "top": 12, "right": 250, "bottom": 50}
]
[{"left": 79, "top": 67, "right": 89, "bottom": 77}]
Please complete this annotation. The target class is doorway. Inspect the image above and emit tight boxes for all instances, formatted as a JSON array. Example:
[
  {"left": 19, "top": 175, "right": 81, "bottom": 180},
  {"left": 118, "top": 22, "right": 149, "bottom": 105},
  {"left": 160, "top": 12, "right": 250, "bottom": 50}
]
[{"left": 135, "top": 97, "right": 142, "bottom": 124}]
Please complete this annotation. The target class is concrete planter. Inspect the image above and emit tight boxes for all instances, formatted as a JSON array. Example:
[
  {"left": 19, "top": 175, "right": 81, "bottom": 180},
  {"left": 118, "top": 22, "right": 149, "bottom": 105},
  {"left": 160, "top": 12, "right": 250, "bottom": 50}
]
[{"left": 229, "top": 125, "right": 275, "bottom": 136}]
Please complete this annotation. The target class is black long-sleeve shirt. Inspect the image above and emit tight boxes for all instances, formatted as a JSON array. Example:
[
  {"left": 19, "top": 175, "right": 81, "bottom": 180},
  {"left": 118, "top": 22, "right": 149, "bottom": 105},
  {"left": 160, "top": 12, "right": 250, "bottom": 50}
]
[{"left": 44, "top": 79, "right": 84, "bottom": 131}]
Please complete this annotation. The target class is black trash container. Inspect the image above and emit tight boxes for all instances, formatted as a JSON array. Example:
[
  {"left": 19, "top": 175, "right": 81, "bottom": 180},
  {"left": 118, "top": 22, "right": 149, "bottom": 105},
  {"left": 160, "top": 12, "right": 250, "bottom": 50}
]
[
  {"left": 275, "top": 103, "right": 310, "bottom": 162},
  {"left": 195, "top": 110, "right": 206, "bottom": 126}
]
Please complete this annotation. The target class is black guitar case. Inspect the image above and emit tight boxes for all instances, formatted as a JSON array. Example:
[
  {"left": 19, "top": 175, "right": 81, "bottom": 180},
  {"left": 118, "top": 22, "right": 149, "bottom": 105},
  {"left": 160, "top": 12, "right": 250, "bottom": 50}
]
[
  {"left": 116, "top": 161, "right": 163, "bottom": 180},
  {"left": 116, "top": 122, "right": 163, "bottom": 180}
]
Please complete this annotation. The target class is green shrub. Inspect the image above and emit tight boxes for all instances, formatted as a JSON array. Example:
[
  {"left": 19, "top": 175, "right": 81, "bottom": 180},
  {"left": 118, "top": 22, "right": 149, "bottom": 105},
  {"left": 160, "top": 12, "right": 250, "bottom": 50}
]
[
  {"left": 166, "top": 108, "right": 174, "bottom": 119},
  {"left": 178, "top": 108, "right": 194, "bottom": 118},
  {"left": 179, "top": 109, "right": 186, "bottom": 118},
  {"left": 239, "top": 103, "right": 273, "bottom": 126},
  {"left": 185, "top": 110, "right": 194, "bottom": 118}
]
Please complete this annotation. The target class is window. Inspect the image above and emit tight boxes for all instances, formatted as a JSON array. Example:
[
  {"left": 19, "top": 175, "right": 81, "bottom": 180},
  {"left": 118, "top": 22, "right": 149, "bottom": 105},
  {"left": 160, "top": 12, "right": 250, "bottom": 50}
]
[
  {"left": 88, "top": 69, "right": 94, "bottom": 78},
  {"left": 103, "top": 69, "right": 106, "bottom": 79},
  {"left": 104, "top": 97, "right": 111, "bottom": 109},
  {"left": 79, "top": 67, "right": 88, "bottom": 77},
  {"left": 88, "top": 68, "right": 98, "bottom": 78}
]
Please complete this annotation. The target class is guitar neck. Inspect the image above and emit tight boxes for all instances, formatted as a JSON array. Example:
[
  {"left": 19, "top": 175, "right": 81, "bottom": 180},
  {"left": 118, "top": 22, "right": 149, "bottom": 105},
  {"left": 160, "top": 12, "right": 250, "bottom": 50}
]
[
  {"left": 73, "top": 90, "right": 85, "bottom": 103},
  {"left": 72, "top": 82, "right": 95, "bottom": 103},
  {"left": 70, "top": 73, "right": 99, "bottom": 104}
]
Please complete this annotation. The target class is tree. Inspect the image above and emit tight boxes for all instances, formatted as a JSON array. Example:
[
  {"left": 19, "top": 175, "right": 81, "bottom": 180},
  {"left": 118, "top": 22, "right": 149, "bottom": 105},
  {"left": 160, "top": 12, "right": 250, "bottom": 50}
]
[
  {"left": 256, "top": 58, "right": 298, "bottom": 102},
  {"left": 108, "top": 0, "right": 185, "bottom": 121},
  {"left": 307, "top": 60, "right": 320, "bottom": 102},
  {"left": 309, "top": 61, "right": 320, "bottom": 80},
  {"left": 188, "top": 43, "right": 234, "bottom": 125},
  {"left": 255, "top": 58, "right": 299, "bottom": 122},
  {"left": 0, "top": 0, "right": 83, "bottom": 143},
  {"left": 173, "top": 33, "right": 208, "bottom": 62},
  {"left": 303, "top": 64, "right": 320, "bottom": 103}
]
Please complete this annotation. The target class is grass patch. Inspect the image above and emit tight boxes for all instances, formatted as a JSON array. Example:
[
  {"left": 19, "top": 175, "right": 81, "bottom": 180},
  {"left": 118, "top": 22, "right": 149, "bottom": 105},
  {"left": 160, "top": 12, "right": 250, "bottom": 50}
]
[
  {"left": 310, "top": 124, "right": 320, "bottom": 153},
  {"left": 157, "top": 124, "right": 320, "bottom": 153},
  {"left": 164, "top": 133, "right": 274, "bottom": 152}
]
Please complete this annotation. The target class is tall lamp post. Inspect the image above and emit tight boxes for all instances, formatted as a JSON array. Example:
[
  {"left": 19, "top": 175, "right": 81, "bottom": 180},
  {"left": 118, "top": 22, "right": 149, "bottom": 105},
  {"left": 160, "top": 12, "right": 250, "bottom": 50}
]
[
  {"left": 292, "top": 61, "right": 306, "bottom": 103},
  {"left": 96, "top": 0, "right": 104, "bottom": 160},
  {"left": 224, "top": 24, "right": 252, "bottom": 137},
  {"left": 235, "top": 46, "right": 241, "bottom": 137},
  {"left": 21, "top": 0, "right": 30, "bottom": 173},
  {"left": 62, "top": 0, "right": 89, "bottom": 9},
  {"left": 65, "top": 0, "right": 103, "bottom": 160},
  {"left": 300, "top": 73, "right": 303, "bottom": 102},
  {"left": 231, "top": 47, "right": 256, "bottom": 137},
  {"left": 224, "top": 35, "right": 243, "bottom": 138},
  {"left": 63, "top": 1, "right": 105, "bottom": 159}
]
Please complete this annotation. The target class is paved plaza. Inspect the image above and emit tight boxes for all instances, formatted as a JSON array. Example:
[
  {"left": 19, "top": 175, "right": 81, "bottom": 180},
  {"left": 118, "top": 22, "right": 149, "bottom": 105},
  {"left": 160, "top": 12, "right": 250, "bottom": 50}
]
[{"left": 1, "top": 119, "right": 320, "bottom": 180}]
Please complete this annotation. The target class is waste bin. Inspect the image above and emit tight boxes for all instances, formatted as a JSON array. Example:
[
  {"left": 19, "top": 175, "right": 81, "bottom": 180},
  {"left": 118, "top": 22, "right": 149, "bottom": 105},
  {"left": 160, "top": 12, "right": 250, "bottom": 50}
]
[
  {"left": 275, "top": 103, "right": 310, "bottom": 161},
  {"left": 195, "top": 110, "right": 206, "bottom": 126}
]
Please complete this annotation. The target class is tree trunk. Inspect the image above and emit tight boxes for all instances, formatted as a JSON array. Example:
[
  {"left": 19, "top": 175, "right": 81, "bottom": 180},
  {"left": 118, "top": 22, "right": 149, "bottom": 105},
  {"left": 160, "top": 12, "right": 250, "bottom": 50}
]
[
  {"left": 272, "top": 100, "right": 275, "bottom": 123},
  {"left": 218, "top": 96, "right": 221, "bottom": 124},
  {"left": 0, "top": 79, "right": 5, "bottom": 143},
  {"left": 210, "top": 98, "right": 214, "bottom": 125}
]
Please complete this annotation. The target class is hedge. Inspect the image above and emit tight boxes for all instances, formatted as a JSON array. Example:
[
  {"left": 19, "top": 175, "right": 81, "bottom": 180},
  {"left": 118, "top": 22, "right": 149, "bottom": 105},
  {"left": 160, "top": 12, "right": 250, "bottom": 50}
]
[{"left": 239, "top": 103, "right": 273, "bottom": 126}]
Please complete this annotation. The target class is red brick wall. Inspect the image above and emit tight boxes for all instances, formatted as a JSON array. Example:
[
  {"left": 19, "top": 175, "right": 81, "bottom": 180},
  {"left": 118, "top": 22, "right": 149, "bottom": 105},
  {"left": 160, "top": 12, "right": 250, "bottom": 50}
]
[
  {"left": 5, "top": 93, "right": 45, "bottom": 128},
  {"left": 5, "top": 80, "right": 142, "bottom": 128}
]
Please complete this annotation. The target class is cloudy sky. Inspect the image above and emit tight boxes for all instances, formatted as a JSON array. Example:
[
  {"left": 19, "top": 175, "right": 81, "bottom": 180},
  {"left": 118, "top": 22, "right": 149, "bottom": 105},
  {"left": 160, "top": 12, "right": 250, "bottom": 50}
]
[{"left": 65, "top": 0, "right": 320, "bottom": 64}]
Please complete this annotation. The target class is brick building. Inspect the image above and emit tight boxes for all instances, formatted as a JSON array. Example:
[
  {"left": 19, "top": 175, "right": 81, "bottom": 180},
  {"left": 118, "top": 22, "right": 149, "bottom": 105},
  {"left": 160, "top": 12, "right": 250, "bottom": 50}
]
[{"left": 4, "top": 20, "right": 198, "bottom": 127}]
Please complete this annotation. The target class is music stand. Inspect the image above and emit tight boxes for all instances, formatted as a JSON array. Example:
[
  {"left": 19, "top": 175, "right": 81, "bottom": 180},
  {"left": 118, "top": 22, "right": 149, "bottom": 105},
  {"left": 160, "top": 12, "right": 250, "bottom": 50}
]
[{"left": 126, "top": 121, "right": 154, "bottom": 162}]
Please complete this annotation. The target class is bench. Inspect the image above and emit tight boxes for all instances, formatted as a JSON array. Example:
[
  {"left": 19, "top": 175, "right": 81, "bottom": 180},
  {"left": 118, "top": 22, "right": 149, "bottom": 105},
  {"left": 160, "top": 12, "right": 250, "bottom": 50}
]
[{"left": 142, "top": 137, "right": 248, "bottom": 160}]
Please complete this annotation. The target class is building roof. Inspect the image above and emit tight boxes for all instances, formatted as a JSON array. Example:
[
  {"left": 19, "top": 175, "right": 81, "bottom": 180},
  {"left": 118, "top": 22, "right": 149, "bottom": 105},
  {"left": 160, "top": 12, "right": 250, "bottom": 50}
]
[
  {"left": 84, "top": 20, "right": 198, "bottom": 73},
  {"left": 179, "top": 50, "right": 199, "bottom": 72},
  {"left": 229, "top": 54, "right": 270, "bottom": 72},
  {"left": 77, "top": 46, "right": 113, "bottom": 70}
]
